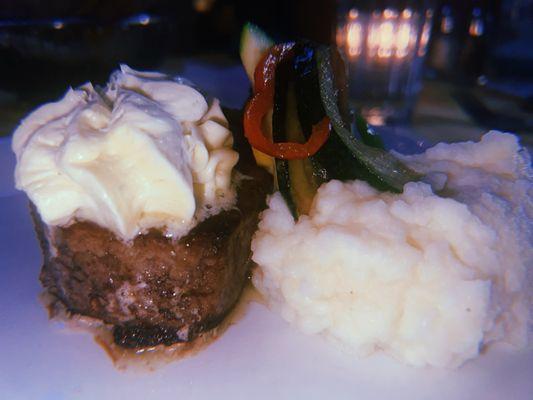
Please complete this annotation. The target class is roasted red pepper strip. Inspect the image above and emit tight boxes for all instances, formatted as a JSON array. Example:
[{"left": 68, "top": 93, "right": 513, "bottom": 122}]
[{"left": 243, "top": 43, "right": 330, "bottom": 160}]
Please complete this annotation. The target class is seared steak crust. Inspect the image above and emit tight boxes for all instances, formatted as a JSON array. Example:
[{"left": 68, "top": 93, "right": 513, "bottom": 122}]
[{"left": 35, "top": 164, "right": 271, "bottom": 348}]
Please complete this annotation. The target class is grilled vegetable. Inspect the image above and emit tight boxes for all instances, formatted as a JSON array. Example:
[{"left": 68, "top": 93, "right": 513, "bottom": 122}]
[
  {"left": 240, "top": 24, "right": 422, "bottom": 218},
  {"left": 274, "top": 86, "right": 326, "bottom": 217},
  {"left": 315, "top": 46, "right": 421, "bottom": 192},
  {"left": 355, "top": 114, "right": 385, "bottom": 149},
  {"left": 240, "top": 22, "right": 274, "bottom": 85},
  {"left": 292, "top": 43, "right": 393, "bottom": 187},
  {"left": 271, "top": 43, "right": 327, "bottom": 218},
  {"left": 240, "top": 23, "right": 276, "bottom": 173}
]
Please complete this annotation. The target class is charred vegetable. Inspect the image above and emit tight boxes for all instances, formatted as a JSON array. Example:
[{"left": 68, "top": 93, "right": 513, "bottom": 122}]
[
  {"left": 240, "top": 22, "right": 274, "bottom": 85},
  {"left": 315, "top": 46, "right": 421, "bottom": 192},
  {"left": 243, "top": 43, "right": 331, "bottom": 160},
  {"left": 240, "top": 24, "right": 421, "bottom": 219},
  {"left": 272, "top": 50, "right": 326, "bottom": 217}
]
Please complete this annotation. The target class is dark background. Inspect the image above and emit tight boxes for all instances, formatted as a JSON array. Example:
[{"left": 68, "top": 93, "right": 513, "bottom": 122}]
[
  {"left": 0, "top": 0, "right": 334, "bottom": 96},
  {"left": 1, "top": 0, "right": 532, "bottom": 114}
]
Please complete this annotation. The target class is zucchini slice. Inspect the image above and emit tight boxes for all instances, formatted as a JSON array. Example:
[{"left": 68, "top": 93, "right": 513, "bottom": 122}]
[
  {"left": 239, "top": 23, "right": 274, "bottom": 85},
  {"left": 292, "top": 43, "right": 378, "bottom": 184},
  {"left": 284, "top": 87, "right": 323, "bottom": 216},
  {"left": 315, "top": 46, "right": 421, "bottom": 192},
  {"left": 275, "top": 89, "right": 324, "bottom": 219},
  {"left": 291, "top": 42, "right": 415, "bottom": 191},
  {"left": 240, "top": 23, "right": 276, "bottom": 174},
  {"left": 272, "top": 55, "right": 324, "bottom": 219}
]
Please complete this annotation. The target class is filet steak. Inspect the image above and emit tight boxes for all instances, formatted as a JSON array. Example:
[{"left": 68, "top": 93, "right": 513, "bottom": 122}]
[{"left": 34, "top": 109, "right": 272, "bottom": 348}]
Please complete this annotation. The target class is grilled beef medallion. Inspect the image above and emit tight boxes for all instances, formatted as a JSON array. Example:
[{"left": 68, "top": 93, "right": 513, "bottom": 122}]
[
  {"left": 11, "top": 63, "right": 272, "bottom": 351},
  {"left": 36, "top": 161, "right": 271, "bottom": 348}
]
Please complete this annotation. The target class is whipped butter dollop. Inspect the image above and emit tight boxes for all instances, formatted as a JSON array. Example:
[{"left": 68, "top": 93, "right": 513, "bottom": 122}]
[{"left": 12, "top": 65, "right": 239, "bottom": 240}]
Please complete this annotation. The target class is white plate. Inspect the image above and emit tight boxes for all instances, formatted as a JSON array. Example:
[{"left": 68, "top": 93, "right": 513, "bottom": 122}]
[{"left": 1, "top": 126, "right": 532, "bottom": 400}]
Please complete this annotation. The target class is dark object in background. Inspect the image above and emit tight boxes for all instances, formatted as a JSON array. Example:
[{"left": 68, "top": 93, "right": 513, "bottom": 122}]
[
  {"left": 293, "top": 0, "right": 334, "bottom": 43},
  {"left": 487, "top": 0, "right": 533, "bottom": 79},
  {"left": 427, "top": 2, "right": 486, "bottom": 82},
  {"left": 459, "top": 5, "right": 488, "bottom": 80},
  {"left": 0, "top": 0, "right": 334, "bottom": 105},
  {"left": 0, "top": 0, "right": 302, "bottom": 137},
  {"left": 427, "top": 0, "right": 533, "bottom": 85},
  {"left": 0, "top": 13, "right": 183, "bottom": 103}
]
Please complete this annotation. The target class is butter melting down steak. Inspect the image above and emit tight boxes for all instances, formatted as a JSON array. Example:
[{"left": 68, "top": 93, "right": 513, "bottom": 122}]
[{"left": 34, "top": 109, "right": 272, "bottom": 348}]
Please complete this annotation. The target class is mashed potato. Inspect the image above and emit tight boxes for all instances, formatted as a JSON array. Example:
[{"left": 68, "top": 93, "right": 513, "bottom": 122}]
[{"left": 251, "top": 131, "right": 532, "bottom": 368}]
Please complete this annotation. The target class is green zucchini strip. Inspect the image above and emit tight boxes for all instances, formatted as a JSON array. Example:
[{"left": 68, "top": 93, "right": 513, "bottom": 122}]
[
  {"left": 354, "top": 114, "right": 385, "bottom": 150},
  {"left": 316, "top": 46, "right": 421, "bottom": 193}
]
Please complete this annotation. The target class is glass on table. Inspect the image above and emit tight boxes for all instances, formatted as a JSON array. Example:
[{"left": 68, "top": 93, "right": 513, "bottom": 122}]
[{"left": 336, "top": 1, "right": 434, "bottom": 125}]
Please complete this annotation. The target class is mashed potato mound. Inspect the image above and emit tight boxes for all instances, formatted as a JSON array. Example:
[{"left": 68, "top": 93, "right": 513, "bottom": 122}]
[{"left": 251, "top": 131, "right": 532, "bottom": 368}]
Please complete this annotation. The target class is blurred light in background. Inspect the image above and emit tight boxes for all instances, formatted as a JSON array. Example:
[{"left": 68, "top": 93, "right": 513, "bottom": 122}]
[
  {"left": 121, "top": 13, "right": 157, "bottom": 28},
  {"left": 339, "top": 7, "right": 427, "bottom": 61},
  {"left": 346, "top": 9, "right": 362, "bottom": 57},
  {"left": 468, "top": 8, "right": 484, "bottom": 37},
  {"left": 440, "top": 5, "right": 454, "bottom": 34},
  {"left": 52, "top": 19, "right": 64, "bottom": 30},
  {"left": 193, "top": 0, "right": 216, "bottom": 13}
]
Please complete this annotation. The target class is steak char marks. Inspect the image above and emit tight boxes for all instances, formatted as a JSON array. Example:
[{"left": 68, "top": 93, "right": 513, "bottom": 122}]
[{"left": 36, "top": 158, "right": 271, "bottom": 348}]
